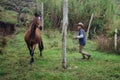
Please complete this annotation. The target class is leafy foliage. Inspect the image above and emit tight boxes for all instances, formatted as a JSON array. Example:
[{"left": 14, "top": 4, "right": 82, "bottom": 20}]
[
  {"left": 35, "top": 0, "right": 116, "bottom": 38},
  {"left": 0, "top": 0, "right": 119, "bottom": 37}
]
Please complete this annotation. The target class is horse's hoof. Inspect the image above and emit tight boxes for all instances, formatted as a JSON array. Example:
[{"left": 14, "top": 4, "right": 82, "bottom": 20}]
[
  {"left": 40, "top": 54, "right": 42, "bottom": 57},
  {"left": 87, "top": 55, "right": 91, "bottom": 59},
  {"left": 29, "top": 61, "right": 34, "bottom": 68},
  {"left": 28, "top": 64, "right": 32, "bottom": 69},
  {"left": 28, "top": 64, "right": 32, "bottom": 70},
  {"left": 40, "top": 56, "right": 42, "bottom": 58}
]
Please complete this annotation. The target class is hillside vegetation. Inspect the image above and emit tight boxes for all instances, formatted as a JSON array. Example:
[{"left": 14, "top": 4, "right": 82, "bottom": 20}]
[{"left": 1, "top": 0, "right": 120, "bottom": 35}]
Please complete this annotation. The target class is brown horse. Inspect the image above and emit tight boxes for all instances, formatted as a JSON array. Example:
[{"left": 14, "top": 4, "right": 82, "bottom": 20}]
[{"left": 24, "top": 13, "right": 44, "bottom": 66}]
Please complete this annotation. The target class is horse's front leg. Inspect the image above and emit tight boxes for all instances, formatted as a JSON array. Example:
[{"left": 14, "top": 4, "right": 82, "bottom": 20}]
[
  {"left": 26, "top": 43, "right": 34, "bottom": 65},
  {"left": 30, "top": 48, "right": 34, "bottom": 65},
  {"left": 30, "top": 45, "right": 36, "bottom": 65}
]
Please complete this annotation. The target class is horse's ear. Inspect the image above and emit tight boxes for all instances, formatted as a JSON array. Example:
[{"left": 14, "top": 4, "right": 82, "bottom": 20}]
[
  {"left": 34, "top": 11, "right": 41, "bottom": 17},
  {"left": 34, "top": 12, "right": 39, "bottom": 17}
]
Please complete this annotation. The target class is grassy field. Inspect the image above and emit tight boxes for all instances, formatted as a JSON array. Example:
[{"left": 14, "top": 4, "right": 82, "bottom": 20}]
[{"left": 0, "top": 28, "right": 120, "bottom": 80}]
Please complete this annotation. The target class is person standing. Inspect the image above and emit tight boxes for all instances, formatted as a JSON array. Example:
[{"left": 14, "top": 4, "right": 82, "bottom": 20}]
[{"left": 74, "top": 22, "right": 91, "bottom": 59}]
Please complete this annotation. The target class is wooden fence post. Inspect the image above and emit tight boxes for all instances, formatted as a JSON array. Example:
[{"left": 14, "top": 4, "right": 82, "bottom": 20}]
[
  {"left": 114, "top": 28, "right": 118, "bottom": 50},
  {"left": 86, "top": 13, "right": 94, "bottom": 40},
  {"left": 41, "top": 2, "right": 44, "bottom": 31}
]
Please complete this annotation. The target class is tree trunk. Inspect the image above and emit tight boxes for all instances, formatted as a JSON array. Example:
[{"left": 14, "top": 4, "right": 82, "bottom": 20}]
[
  {"left": 41, "top": 2, "right": 44, "bottom": 31},
  {"left": 62, "top": 0, "right": 68, "bottom": 69},
  {"left": 17, "top": 12, "right": 21, "bottom": 24}
]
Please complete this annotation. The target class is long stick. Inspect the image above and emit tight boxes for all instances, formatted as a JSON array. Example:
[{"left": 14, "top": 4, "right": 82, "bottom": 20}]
[
  {"left": 86, "top": 13, "right": 94, "bottom": 40},
  {"left": 114, "top": 28, "right": 117, "bottom": 50}
]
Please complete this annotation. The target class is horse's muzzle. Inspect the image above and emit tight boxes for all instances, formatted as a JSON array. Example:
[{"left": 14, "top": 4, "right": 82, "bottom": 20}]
[{"left": 39, "top": 26, "right": 42, "bottom": 30}]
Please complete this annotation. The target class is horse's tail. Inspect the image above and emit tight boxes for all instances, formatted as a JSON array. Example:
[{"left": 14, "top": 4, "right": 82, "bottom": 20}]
[{"left": 29, "top": 24, "right": 36, "bottom": 39}]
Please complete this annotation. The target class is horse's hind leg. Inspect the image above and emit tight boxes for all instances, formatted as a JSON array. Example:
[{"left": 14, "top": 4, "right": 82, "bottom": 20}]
[
  {"left": 38, "top": 41, "right": 44, "bottom": 57},
  {"left": 26, "top": 42, "right": 31, "bottom": 53}
]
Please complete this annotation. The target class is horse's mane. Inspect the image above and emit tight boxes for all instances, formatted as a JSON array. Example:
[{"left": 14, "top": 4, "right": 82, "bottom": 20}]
[{"left": 29, "top": 19, "right": 37, "bottom": 39}]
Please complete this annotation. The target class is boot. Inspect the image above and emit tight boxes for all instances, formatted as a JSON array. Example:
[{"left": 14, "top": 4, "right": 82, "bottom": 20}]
[
  {"left": 81, "top": 54, "right": 86, "bottom": 59},
  {"left": 87, "top": 55, "right": 91, "bottom": 59}
]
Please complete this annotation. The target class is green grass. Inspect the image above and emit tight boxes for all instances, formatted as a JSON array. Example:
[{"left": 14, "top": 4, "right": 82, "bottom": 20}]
[{"left": 0, "top": 29, "right": 120, "bottom": 80}]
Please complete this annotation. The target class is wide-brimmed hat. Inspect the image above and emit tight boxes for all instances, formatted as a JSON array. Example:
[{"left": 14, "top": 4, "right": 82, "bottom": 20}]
[{"left": 76, "top": 22, "right": 84, "bottom": 27}]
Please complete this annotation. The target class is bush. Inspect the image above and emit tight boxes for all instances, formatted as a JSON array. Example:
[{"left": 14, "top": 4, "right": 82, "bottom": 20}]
[
  {"left": 95, "top": 36, "right": 120, "bottom": 54},
  {"left": 96, "top": 36, "right": 114, "bottom": 52},
  {"left": 117, "top": 38, "right": 120, "bottom": 54},
  {"left": 108, "top": 29, "right": 120, "bottom": 37},
  {"left": 0, "top": 6, "right": 4, "bottom": 12},
  {"left": 35, "top": 0, "right": 116, "bottom": 33},
  {"left": 0, "top": 37, "right": 7, "bottom": 54}
]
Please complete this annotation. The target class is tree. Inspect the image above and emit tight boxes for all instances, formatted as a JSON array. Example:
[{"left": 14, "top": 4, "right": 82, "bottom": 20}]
[{"left": 62, "top": 0, "right": 68, "bottom": 69}]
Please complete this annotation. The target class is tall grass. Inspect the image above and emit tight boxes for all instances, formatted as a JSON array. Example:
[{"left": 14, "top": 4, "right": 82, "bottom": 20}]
[
  {"left": 95, "top": 36, "right": 114, "bottom": 52},
  {"left": 33, "top": 0, "right": 117, "bottom": 38},
  {"left": 95, "top": 35, "right": 120, "bottom": 54}
]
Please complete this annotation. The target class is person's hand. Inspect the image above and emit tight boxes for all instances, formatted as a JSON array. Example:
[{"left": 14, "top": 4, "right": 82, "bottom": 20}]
[{"left": 73, "top": 36, "right": 77, "bottom": 39}]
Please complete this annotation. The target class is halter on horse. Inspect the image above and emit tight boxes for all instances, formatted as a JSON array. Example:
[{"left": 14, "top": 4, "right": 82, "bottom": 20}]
[{"left": 24, "top": 13, "right": 44, "bottom": 66}]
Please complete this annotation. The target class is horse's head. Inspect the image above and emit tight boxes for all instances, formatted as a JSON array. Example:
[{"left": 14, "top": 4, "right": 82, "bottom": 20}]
[
  {"left": 33, "top": 12, "right": 42, "bottom": 30},
  {"left": 37, "top": 17, "right": 42, "bottom": 30}
]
